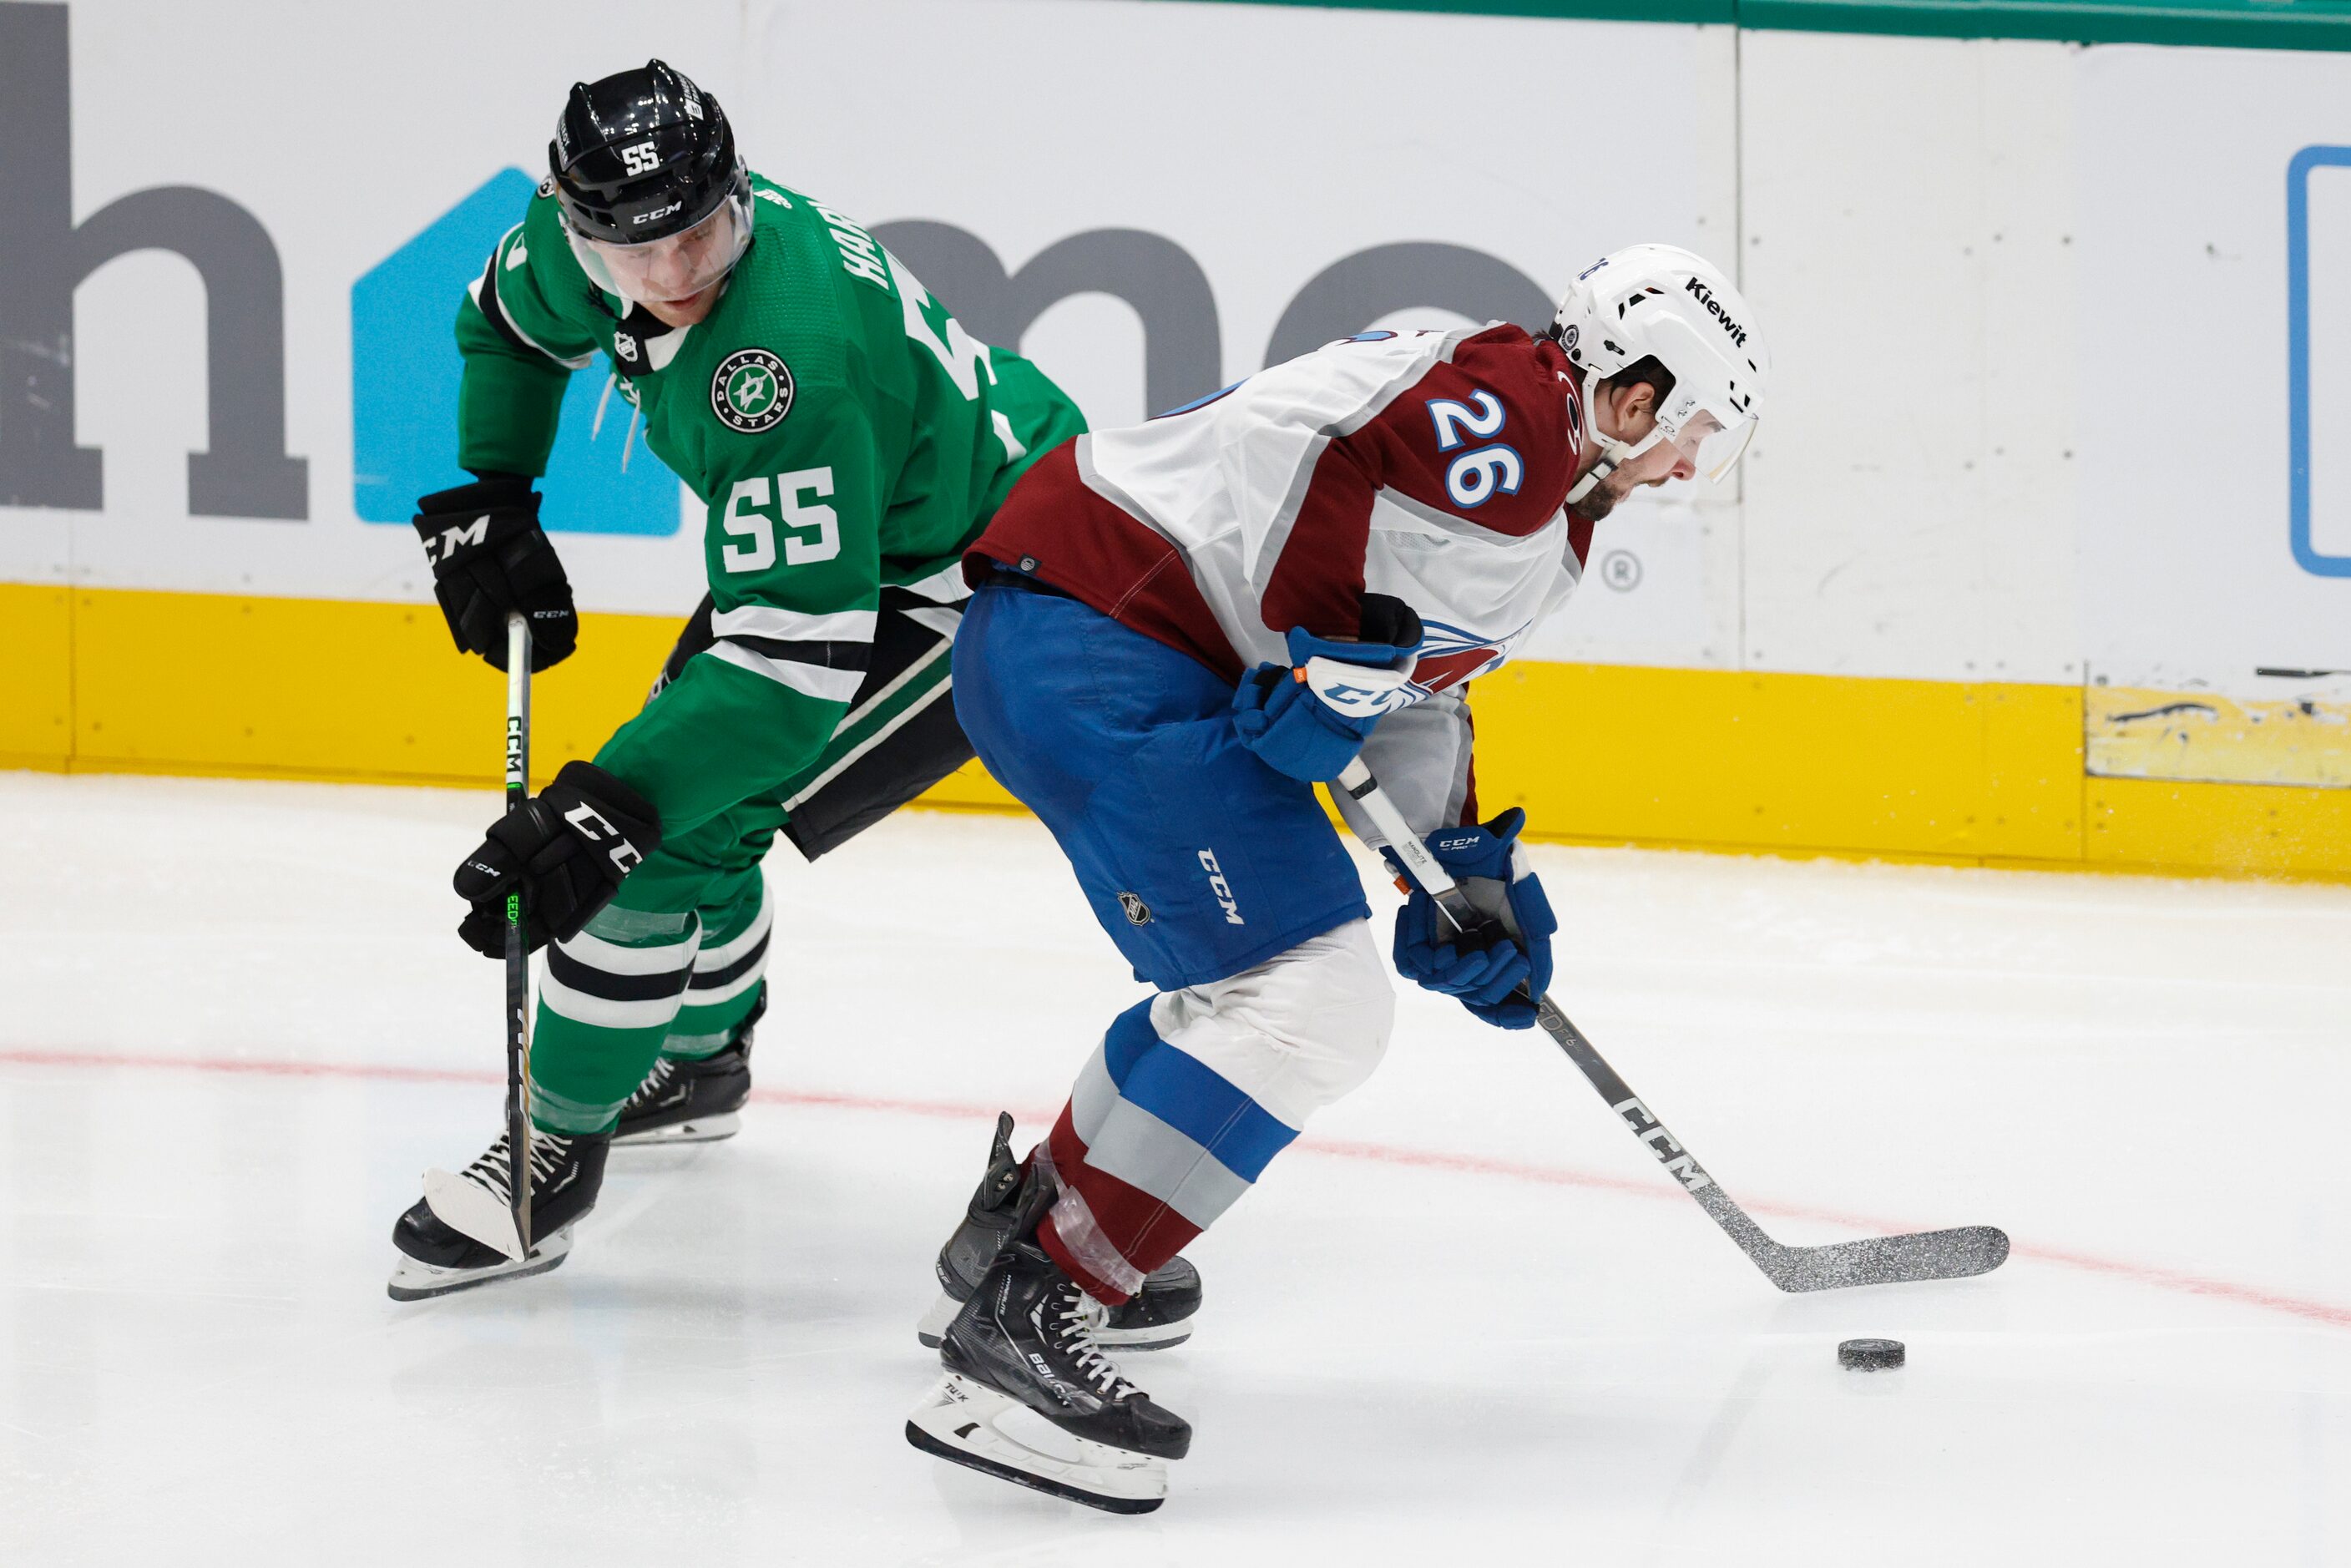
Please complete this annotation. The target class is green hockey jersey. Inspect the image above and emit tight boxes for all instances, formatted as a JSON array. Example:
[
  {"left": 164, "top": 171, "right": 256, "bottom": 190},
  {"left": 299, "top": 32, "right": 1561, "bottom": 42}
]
[{"left": 453, "top": 173, "right": 1084, "bottom": 836}]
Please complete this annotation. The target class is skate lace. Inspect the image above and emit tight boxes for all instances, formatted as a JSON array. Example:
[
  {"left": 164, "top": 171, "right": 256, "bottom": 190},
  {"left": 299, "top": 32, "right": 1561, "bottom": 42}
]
[
  {"left": 462, "top": 1130, "right": 569, "bottom": 1203},
  {"left": 622, "top": 1057, "right": 678, "bottom": 1111},
  {"left": 1048, "top": 1284, "right": 1139, "bottom": 1401}
]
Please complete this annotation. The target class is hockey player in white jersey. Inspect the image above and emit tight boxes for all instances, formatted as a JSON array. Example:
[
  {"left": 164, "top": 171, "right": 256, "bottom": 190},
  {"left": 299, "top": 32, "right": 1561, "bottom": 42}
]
[{"left": 903, "top": 244, "right": 1770, "bottom": 1511}]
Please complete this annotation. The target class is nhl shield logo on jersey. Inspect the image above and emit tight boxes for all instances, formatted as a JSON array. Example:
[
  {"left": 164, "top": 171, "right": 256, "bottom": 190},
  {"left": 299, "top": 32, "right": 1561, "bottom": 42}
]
[
  {"left": 710, "top": 348, "right": 793, "bottom": 433},
  {"left": 1117, "top": 891, "right": 1153, "bottom": 926}
]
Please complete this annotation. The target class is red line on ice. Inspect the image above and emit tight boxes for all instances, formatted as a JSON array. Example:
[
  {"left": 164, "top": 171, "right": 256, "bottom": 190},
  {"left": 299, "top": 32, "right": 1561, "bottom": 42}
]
[{"left": 7, "top": 1044, "right": 2348, "bottom": 1332}]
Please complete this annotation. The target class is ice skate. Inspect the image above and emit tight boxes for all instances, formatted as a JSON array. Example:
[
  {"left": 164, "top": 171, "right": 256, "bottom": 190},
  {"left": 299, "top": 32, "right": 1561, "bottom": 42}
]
[
  {"left": 913, "top": 1112, "right": 1202, "bottom": 1352},
  {"left": 612, "top": 993, "right": 764, "bottom": 1147},
  {"left": 907, "top": 1227, "right": 1191, "bottom": 1514},
  {"left": 387, "top": 1128, "right": 609, "bottom": 1301}
]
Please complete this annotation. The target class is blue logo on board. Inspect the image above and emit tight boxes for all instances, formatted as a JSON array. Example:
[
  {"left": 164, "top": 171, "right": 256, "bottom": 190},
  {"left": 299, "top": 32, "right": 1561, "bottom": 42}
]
[
  {"left": 2288, "top": 145, "right": 2351, "bottom": 578},
  {"left": 351, "top": 168, "right": 680, "bottom": 536}
]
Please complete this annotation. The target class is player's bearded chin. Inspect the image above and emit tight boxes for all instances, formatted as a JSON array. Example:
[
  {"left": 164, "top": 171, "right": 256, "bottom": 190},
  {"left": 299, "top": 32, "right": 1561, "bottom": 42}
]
[{"left": 1573, "top": 461, "right": 1636, "bottom": 521}]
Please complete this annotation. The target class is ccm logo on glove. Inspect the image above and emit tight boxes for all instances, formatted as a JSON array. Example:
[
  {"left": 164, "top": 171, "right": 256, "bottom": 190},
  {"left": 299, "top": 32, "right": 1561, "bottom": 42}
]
[
  {"left": 422, "top": 514, "right": 491, "bottom": 563},
  {"left": 560, "top": 801, "right": 647, "bottom": 876},
  {"left": 1231, "top": 593, "right": 1425, "bottom": 782},
  {"left": 412, "top": 474, "right": 580, "bottom": 673},
  {"left": 451, "top": 761, "right": 662, "bottom": 957},
  {"left": 1388, "top": 807, "right": 1559, "bottom": 1030}
]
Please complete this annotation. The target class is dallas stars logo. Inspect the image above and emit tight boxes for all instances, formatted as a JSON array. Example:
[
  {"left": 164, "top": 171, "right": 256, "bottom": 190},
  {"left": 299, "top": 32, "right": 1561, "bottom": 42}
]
[{"left": 710, "top": 347, "right": 794, "bottom": 433}]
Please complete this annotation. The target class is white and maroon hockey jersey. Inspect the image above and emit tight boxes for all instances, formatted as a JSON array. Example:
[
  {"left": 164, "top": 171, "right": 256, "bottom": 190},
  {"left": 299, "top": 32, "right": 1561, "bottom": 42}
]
[{"left": 968, "top": 323, "right": 1595, "bottom": 840}]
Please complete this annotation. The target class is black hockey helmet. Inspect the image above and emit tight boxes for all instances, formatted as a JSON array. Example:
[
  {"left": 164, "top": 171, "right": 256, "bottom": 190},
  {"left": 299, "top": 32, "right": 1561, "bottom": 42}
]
[{"left": 548, "top": 60, "right": 746, "bottom": 245}]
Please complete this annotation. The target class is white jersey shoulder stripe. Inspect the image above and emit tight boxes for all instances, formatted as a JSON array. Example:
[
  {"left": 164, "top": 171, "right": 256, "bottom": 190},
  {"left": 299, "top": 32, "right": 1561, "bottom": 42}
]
[
  {"left": 1072, "top": 434, "right": 1163, "bottom": 529},
  {"left": 1237, "top": 331, "right": 1465, "bottom": 592},
  {"left": 1325, "top": 326, "right": 1478, "bottom": 438}
]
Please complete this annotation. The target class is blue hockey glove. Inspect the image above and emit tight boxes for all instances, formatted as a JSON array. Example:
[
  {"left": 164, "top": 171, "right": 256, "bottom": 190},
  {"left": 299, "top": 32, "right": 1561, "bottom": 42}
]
[
  {"left": 1230, "top": 596, "right": 1423, "bottom": 783},
  {"left": 1388, "top": 808, "right": 1558, "bottom": 1029}
]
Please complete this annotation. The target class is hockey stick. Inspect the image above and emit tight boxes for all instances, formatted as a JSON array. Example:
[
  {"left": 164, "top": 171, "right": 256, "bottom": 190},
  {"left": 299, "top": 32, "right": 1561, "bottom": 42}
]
[
  {"left": 1334, "top": 756, "right": 2009, "bottom": 1292},
  {"left": 503, "top": 613, "right": 533, "bottom": 1257}
]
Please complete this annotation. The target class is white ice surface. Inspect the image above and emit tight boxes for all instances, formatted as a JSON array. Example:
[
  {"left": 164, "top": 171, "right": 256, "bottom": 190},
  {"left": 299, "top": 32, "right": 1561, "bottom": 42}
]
[{"left": 5, "top": 771, "right": 2349, "bottom": 1565}]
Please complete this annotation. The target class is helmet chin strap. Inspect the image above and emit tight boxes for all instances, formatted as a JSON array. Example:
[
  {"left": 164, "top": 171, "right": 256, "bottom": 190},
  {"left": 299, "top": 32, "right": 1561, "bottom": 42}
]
[{"left": 1565, "top": 379, "right": 1669, "bottom": 507}]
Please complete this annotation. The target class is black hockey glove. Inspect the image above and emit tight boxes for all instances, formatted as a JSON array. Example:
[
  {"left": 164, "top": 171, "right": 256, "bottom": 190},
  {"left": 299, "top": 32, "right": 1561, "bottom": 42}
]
[
  {"left": 453, "top": 761, "right": 661, "bottom": 958},
  {"left": 412, "top": 474, "right": 579, "bottom": 672}
]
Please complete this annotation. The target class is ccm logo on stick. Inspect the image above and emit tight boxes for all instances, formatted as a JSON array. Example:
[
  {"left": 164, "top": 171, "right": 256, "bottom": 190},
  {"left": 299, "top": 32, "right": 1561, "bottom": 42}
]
[
  {"left": 1197, "top": 849, "right": 1244, "bottom": 925},
  {"left": 1611, "top": 1095, "right": 1713, "bottom": 1192}
]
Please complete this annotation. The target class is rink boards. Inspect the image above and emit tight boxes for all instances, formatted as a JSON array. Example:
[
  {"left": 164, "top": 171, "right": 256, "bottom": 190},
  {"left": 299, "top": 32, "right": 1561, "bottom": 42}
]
[
  {"left": 8, "top": 579, "right": 2347, "bottom": 878},
  {"left": 2, "top": 0, "right": 2347, "bottom": 877}
]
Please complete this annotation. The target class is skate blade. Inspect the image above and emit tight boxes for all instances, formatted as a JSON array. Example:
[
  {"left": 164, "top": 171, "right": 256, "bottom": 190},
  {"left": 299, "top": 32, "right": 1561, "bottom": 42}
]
[
  {"left": 913, "top": 1288, "right": 963, "bottom": 1350},
  {"left": 611, "top": 1110, "right": 741, "bottom": 1148},
  {"left": 386, "top": 1228, "right": 574, "bottom": 1302},
  {"left": 421, "top": 1166, "right": 527, "bottom": 1260},
  {"left": 905, "top": 1372, "right": 1167, "bottom": 1515}
]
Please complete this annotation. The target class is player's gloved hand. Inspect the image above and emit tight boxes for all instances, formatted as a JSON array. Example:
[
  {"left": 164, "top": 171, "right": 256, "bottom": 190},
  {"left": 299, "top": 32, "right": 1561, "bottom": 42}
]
[
  {"left": 452, "top": 761, "right": 661, "bottom": 957},
  {"left": 412, "top": 474, "right": 579, "bottom": 672},
  {"left": 1388, "top": 808, "right": 1557, "bottom": 1029},
  {"left": 1230, "top": 594, "right": 1423, "bottom": 782}
]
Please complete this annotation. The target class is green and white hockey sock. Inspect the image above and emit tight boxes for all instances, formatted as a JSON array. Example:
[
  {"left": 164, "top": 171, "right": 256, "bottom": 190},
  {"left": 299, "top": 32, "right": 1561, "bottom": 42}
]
[
  {"left": 663, "top": 881, "right": 771, "bottom": 1060},
  {"left": 528, "top": 904, "right": 700, "bottom": 1135}
]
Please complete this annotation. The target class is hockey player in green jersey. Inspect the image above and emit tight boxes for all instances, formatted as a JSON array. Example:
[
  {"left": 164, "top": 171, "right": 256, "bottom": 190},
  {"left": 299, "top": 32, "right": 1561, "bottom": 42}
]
[{"left": 383, "top": 60, "right": 1086, "bottom": 1302}]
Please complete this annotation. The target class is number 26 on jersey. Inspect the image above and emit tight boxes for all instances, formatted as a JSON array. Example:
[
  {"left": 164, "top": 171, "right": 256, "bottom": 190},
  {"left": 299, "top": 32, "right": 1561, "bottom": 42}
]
[{"left": 1425, "top": 390, "right": 1524, "bottom": 509}]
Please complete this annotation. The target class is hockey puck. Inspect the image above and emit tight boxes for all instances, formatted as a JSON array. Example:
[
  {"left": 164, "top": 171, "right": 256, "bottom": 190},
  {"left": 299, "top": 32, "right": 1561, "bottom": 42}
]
[{"left": 1838, "top": 1338, "right": 1906, "bottom": 1371}]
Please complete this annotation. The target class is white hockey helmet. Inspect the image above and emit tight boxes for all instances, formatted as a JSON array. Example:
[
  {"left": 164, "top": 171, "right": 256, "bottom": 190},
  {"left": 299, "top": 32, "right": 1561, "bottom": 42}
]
[{"left": 1553, "top": 243, "right": 1768, "bottom": 503}]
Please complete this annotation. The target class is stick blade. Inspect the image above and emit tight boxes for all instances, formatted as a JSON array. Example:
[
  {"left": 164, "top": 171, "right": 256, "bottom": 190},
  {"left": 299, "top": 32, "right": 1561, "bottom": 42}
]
[
  {"left": 422, "top": 1166, "right": 528, "bottom": 1262},
  {"left": 1764, "top": 1225, "right": 2011, "bottom": 1293}
]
